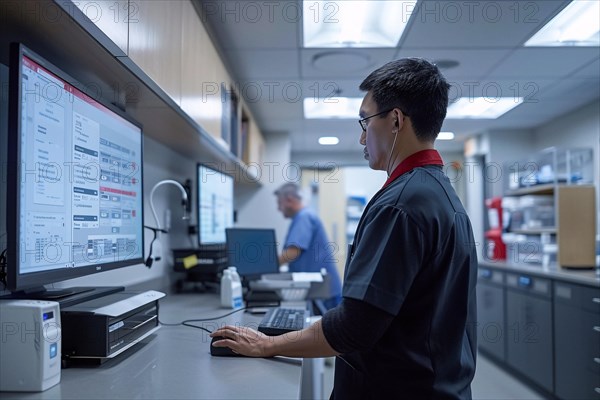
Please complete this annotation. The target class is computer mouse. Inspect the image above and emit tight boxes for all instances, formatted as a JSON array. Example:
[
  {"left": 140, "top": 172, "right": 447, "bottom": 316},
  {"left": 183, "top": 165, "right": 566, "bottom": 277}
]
[{"left": 210, "top": 336, "right": 245, "bottom": 357}]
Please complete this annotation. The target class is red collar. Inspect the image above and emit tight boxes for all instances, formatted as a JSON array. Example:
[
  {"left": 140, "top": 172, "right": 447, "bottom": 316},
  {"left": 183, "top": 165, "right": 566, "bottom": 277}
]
[{"left": 382, "top": 149, "right": 444, "bottom": 188}]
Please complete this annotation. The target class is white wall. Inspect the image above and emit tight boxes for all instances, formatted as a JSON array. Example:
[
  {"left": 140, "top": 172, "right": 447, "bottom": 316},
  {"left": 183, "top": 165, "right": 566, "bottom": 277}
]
[
  {"left": 462, "top": 129, "right": 535, "bottom": 259},
  {"left": 463, "top": 154, "right": 486, "bottom": 261},
  {"left": 342, "top": 167, "right": 387, "bottom": 203},
  {"left": 342, "top": 150, "right": 466, "bottom": 204},
  {"left": 483, "top": 129, "right": 536, "bottom": 198},
  {"left": 55, "top": 136, "right": 198, "bottom": 290},
  {"left": 532, "top": 100, "right": 600, "bottom": 239},
  {"left": 440, "top": 150, "right": 467, "bottom": 205},
  {"left": 292, "top": 142, "right": 466, "bottom": 168},
  {"left": 235, "top": 132, "right": 293, "bottom": 251}
]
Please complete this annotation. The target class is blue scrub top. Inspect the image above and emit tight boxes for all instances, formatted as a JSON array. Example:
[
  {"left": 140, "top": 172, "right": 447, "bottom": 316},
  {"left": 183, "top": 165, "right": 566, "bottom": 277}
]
[{"left": 284, "top": 208, "right": 342, "bottom": 299}]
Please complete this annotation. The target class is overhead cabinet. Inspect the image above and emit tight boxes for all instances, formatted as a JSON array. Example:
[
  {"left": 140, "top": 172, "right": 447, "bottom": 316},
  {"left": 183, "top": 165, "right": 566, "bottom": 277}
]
[{"left": 5, "top": 0, "right": 266, "bottom": 184}]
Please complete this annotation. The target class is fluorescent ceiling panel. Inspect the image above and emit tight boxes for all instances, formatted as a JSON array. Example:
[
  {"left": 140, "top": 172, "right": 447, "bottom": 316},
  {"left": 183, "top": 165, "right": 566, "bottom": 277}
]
[
  {"left": 446, "top": 98, "right": 523, "bottom": 119},
  {"left": 438, "top": 132, "right": 455, "bottom": 140},
  {"left": 318, "top": 136, "right": 340, "bottom": 145},
  {"left": 303, "top": 1, "right": 417, "bottom": 48},
  {"left": 525, "top": 0, "right": 600, "bottom": 46},
  {"left": 304, "top": 97, "right": 363, "bottom": 119}
]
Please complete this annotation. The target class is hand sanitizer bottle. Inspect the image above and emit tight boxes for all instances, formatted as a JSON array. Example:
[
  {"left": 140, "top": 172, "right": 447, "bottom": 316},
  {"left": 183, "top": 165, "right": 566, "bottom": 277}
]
[
  {"left": 220, "top": 267, "right": 243, "bottom": 309},
  {"left": 220, "top": 269, "right": 232, "bottom": 308},
  {"left": 228, "top": 267, "right": 243, "bottom": 309}
]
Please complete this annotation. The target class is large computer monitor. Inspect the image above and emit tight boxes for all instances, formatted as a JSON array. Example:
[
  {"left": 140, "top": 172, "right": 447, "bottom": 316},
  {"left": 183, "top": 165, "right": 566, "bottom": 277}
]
[
  {"left": 197, "top": 163, "right": 233, "bottom": 248},
  {"left": 225, "top": 228, "right": 280, "bottom": 282},
  {"left": 5, "top": 43, "right": 144, "bottom": 297}
]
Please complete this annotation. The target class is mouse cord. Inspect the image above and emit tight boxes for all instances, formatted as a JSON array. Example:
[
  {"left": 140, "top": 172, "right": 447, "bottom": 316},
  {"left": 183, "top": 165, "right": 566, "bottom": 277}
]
[
  {"left": 158, "top": 307, "right": 249, "bottom": 333},
  {"left": 181, "top": 322, "right": 213, "bottom": 334}
]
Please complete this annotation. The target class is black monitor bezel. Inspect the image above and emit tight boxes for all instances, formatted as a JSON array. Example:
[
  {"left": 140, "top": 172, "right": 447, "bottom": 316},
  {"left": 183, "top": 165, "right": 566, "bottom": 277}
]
[
  {"left": 6, "top": 42, "right": 145, "bottom": 292},
  {"left": 225, "top": 227, "right": 280, "bottom": 281},
  {"left": 196, "top": 162, "right": 234, "bottom": 247}
]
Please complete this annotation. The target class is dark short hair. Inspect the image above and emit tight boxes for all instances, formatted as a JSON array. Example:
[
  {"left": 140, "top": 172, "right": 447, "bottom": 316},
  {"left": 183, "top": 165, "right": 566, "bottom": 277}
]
[{"left": 359, "top": 58, "right": 450, "bottom": 142}]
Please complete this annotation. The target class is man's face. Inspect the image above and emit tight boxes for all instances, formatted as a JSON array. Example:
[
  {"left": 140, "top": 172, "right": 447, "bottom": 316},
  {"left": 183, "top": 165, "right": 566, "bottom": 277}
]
[
  {"left": 277, "top": 196, "right": 294, "bottom": 218},
  {"left": 359, "top": 92, "right": 394, "bottom": 171}
]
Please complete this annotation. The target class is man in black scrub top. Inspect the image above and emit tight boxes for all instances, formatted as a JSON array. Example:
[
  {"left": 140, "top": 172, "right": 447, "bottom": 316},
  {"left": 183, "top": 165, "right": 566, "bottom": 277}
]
[{"left": 212, "top": 58, "right": 478, "bottom": 399}]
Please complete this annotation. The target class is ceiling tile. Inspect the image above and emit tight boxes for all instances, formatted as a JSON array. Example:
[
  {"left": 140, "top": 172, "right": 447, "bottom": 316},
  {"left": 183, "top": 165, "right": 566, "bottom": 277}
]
[
  {"left": 395, "top": 48, "right": 515, "bottom": 80},
  {"left": 572, "top": 57, "right": 600, "bottom": 78},
  {"left": 225, "top": 50, "right": 300, "bottom": 79},
  {"left": 402, "top": 0, "right": 569, "bottom": 48},
  {"left": 300, "top": 49, "right": 397, "bottom": 79},
  {"left": 199, "top": 0, "right": 599, "bottom": 158},
  {"left": 446, "top": 79, "right": 555, "bottom": 105},
  {"left": 487, "top": 48, "right": 600, "bottom": 79},
  {"left": 233, "top": 79, "right": 306, "bottom": 102},
  {"left": 537, "top": 77, "right": 600, "bottom": 101},
  {"left": 300, "top": 80, "right": 366, "bottom": 100}
]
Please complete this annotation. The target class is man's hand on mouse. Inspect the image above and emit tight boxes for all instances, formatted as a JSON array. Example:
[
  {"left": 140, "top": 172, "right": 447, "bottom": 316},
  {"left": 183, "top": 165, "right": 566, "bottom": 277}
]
[{"left": 210, "top": 326, "right": 274, "bottom": 358}]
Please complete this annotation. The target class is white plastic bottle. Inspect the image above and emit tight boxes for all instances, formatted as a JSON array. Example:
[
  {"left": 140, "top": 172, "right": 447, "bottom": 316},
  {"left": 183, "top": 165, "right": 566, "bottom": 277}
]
[
  {"left": 220, "top": 269, "right": 232, "bottom": 308},
  {"left": 220, "top": 267, "right": 243, "bottom": 309},
  {"left": 228, "top": 267, "right": 243, "bottom": 309},
  {"left": 228, "top": 267, "right": 241, "bottom": 284}
]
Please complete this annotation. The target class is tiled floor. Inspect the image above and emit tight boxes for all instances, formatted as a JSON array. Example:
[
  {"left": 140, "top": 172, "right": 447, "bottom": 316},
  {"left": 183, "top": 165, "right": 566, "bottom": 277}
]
[
  {"left": 321, "top": 353, "right": 544, "bottom": 400},
  {"left": 471, "top": 354, "right": 545, "bottom": 400}
]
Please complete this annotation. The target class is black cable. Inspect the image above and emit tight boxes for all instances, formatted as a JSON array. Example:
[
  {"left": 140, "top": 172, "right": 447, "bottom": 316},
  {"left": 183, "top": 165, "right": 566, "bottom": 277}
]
[
  {"left": 158, "top": 320, "right": 183, "bottom": 327},
  {"left": 0, "top": 249, "right": 7, "bottom": 290},
  {"left": 181, "top": 322, "right": 213, "bottom": 334},
  {"left": 181, "top": 307, "right": 248, "bottom": 323},
  {"left": 158, "top": 306, "right": 251, "bottom": 334},
  {"left": 143, "top": 225, "right": 167, "bottom": 268},
  {"left": 145, "top": 229, "right": 157, "bottom": 268},
  {"left": 144, "top": 225, "right": 168, "bottom": 234}
]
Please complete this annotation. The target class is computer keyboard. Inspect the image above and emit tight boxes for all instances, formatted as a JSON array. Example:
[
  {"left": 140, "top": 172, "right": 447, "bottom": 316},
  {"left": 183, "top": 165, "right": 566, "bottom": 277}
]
[{"left": 258, "top": 307, "right": 306, "bottom": 336}]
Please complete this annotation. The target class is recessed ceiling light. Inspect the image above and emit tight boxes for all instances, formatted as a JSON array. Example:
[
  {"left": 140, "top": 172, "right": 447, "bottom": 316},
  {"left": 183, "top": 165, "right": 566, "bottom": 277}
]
[
  {"left": 525, "top": 0, "right": 600, "bottom": 46},
  {"left": 318, "top": 137, "right": 340, "bottom": 145},
  {"left": 304, "top": 97, "right": 363, "bottom": 119},
  {"left": 303, "top": 1, "right": 417, "bottom": 48},
  {"left": 438, "top": 132, "right": 455, "bottom": 140},
  {"left": 446, "top": 98, "right": 523, "bottom": 119},
  {"left": 312, "top": 51, "right": 372, "bottom": 73}
]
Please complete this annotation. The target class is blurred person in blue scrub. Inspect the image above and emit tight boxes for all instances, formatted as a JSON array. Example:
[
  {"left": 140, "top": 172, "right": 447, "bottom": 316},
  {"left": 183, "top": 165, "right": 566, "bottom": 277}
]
[
  {"left": 212, "top": 58, "right": 477, "bottom": 400},
  {"left": 275, "top": 182, "right": 342, "bottom": 310}
]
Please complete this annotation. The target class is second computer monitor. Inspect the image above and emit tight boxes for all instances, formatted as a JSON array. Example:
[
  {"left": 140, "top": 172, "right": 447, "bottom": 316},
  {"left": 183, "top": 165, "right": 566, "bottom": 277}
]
[
  {"left": 197, "top": 163, "right": 234, "bottom": 249},
  {"left": 225, "top": 228, "right": 279, "bottom": 281}
]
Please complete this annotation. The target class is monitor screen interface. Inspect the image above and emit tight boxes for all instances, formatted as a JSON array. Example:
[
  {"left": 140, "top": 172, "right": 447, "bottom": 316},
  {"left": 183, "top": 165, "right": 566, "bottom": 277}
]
[
  {"left": 7, "top": 44, "right": 144, "bottom": 291},
  {"left": 225, "top": 228, "right": 279, "bottom": 279},
  {"left": 197, "top": 164, "right": 233, "bottom": 246}
]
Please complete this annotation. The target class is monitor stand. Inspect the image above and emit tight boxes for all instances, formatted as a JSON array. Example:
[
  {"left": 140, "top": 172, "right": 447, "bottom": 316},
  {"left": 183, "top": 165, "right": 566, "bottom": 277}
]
[{"left": 1, "top": 286, "right": 125, "bottom": 308}]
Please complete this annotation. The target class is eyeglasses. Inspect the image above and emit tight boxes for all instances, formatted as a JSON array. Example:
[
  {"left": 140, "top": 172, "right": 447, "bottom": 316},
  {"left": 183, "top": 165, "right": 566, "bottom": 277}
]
[{"left": 358, "top": 108, "right": 394, "bottom": 131}]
